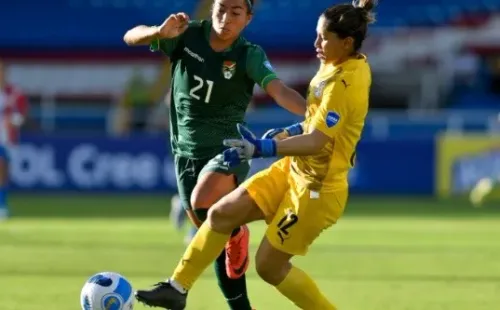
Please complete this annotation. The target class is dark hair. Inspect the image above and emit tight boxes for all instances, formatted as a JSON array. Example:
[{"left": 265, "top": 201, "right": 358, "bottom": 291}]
[
  {"left": 212, "top": 0, "right": 255, "bottom": 14},
  {"left": 323, "top": 0, "right": 377, "bottom": 52},
  {"left": 245, "top": 0, "right": 254, "bottom": 13}
]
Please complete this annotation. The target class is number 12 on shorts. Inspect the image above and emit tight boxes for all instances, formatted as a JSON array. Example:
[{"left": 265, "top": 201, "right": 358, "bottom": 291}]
[{"left": 277, "top": 212, "right": 298, "bottom": 245}]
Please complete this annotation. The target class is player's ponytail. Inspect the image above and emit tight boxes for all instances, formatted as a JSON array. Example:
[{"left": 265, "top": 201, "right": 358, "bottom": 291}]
[
  {"left": 323, "top": 0, "right": 378, "bottom": 52},
  {"left": 353, "top": 0, "right": 377, "bottom": 24}
]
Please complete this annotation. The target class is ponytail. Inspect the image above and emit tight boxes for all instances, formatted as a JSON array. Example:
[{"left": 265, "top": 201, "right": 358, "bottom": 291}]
[
  {"left": 353, "top": 0, "right": 377, "bottom": 24},
  {"left": 323, "top": 0, "right": 378, "bottom": 51}
]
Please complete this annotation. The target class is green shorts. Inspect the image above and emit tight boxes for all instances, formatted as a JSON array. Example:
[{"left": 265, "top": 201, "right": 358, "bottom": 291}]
[{"left": 174, "top": 154, "right": 250, "bottom": 212}]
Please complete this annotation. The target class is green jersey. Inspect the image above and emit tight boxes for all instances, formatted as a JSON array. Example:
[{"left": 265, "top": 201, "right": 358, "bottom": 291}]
[{"left": 150, "top": 20, "right": 278, "bottom": 159}]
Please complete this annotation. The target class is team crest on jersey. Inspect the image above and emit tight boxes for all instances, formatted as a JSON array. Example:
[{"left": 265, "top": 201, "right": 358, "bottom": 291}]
[
  {"left": 222, "top": 61, "right": 236, "bottom": 79},
  {"left": 326, "top": 111, "right": 340, "bottom": 128}
]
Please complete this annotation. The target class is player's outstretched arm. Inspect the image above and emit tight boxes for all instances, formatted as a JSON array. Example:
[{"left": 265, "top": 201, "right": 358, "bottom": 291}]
[
  {"left": 123, "top": 13, "right": 190, "bottom": 46},
  {"left": 123, "top": 25, "right": 161, "bottom": 46},
  {"left": 274, "top": 129, "right": 330, "bottom": 156},
  {"left": 265, "top": 80, "right": 307, "bottom": 116},
  {"left": 223, "top": 124, "right": 330, "bottom": 166},
  {"left": 246, "top": 46, "right": 306, "bottom": 116}
]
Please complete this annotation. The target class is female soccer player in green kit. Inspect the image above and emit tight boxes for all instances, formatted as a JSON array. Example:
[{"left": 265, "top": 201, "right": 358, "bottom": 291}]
[{"left": 123, "top": 0, "right": 306, "bottom": 309}]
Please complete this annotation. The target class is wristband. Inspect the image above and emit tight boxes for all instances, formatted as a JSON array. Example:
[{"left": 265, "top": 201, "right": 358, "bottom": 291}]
[
  {"left": 259, "top": 139, "right": 277, "bottom": 157},
  {"left": 284, "top": 123, "right": 303, "bottom": 136}
]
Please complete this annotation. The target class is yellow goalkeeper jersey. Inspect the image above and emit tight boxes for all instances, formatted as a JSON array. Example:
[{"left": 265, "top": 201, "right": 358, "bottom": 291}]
[{"left": 290, "top": 54, "right": 371, "bottom": 191}]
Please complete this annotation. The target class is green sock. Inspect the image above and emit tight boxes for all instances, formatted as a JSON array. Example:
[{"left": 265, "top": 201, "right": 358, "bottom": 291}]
[{"left": 215, "top": 250, "right": 252, "bottom": 310}]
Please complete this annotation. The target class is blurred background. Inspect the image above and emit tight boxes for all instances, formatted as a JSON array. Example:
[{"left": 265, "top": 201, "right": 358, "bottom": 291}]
[
  {"left": 2, "top": 0, "right": 500, "bottom": 195},
  {"left": 1, "top": 0, "right": 500, "bottom": 309}
]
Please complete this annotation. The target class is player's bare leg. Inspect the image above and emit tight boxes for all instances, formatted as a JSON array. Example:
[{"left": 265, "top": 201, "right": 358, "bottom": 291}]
[
  {"left": 204, "top": 187, "right": 265, "bottom": 232},
  {"left": 0, "top": 156, "right": 9, "bottom": 220},
  {"left": 255, "top": 238, "right": 336, "bottom": 309}
]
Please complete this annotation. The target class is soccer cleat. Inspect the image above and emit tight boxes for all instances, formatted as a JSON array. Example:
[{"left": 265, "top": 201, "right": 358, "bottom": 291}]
[
  {"left": 135, "top": 281, "right": 187, "bottom": 309},
  {"left": 225, "top": 225, "right": 250, "bottom": 279}
]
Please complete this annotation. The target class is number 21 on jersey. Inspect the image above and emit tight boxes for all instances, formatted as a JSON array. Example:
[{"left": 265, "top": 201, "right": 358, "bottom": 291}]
[{"left": 190, "top": 75, "right": 214, "bottom": 103}]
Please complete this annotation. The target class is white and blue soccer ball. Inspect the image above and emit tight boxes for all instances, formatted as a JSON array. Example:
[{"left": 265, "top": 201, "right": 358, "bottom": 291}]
[{"left": 80, "top": 272, "right": 135, "bottom": 310}]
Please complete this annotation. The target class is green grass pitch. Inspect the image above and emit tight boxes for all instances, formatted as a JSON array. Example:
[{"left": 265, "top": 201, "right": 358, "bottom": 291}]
[{"left": 1, "top": 194, "right": 500, "bottom": 310}]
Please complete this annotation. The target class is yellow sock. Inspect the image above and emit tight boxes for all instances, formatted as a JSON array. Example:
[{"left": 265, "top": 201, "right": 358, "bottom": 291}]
[
  {"left": 172, "top": 222, "right": 230, "bottom": 290},
  {"left": 276, "top": 266, "right": 336, "bottom": 310}
]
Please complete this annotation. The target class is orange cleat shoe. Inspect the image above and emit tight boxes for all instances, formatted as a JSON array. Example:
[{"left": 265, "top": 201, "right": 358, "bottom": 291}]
[{"left": 225, "top": 225, "right": 250, "bottom": 279}]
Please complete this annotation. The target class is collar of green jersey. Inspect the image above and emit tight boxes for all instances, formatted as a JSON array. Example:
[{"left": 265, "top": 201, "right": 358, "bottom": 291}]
[{"left": 203, "top": 20, "right": 243, "bottom": 52}]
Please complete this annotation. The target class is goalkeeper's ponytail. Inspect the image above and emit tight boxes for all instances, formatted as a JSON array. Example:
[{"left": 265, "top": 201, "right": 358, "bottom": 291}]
[{"left": 323, "top": 0, "right": 378, "bottom": 52}]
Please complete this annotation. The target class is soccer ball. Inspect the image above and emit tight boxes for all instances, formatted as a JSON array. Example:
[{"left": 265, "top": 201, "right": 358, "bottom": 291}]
[{"left": 80, "top": 272, "right": 135, "bottom": 310}]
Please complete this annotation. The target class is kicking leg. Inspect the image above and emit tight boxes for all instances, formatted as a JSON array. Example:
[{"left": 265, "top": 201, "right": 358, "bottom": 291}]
[
  {"left": 135, "top": 187, "right": 264, "bottom": 309},
  {"left": 135, "top": 160, "right": 290, "bottom": 309},
  {"left": 190, "top": 172, "right": 252, "bottom": 310},
  {"left": 175, "top": 187, "right": 264, "bottom": 287}
]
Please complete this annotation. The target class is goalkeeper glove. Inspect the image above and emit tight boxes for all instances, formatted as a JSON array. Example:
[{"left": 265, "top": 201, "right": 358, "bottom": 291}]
[
  {"left": 223, "top": 124, "right": 276, "bottom": 167},
  {"left": 261, "top": 122, "right": 303, "bottom": 140}
]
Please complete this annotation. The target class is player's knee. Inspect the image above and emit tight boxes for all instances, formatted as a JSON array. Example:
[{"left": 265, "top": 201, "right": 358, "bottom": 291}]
[
  {"left": 207, "top": 187, "right": 263, "bottom": 233},
  {"left": 191, "top": 172, "right": 236, "bottom": 211},
  {"left": 190, "top": 190, "right": 216, "bottom": 223},
  {"left": 206, "top": 203, "right": 238, "bottom": 233},
  {"left": 255, "top": 257, "right": 288, "bottom": 285},
  {"left": 190, "top": 189, "right": 209, "bottom": 211}
]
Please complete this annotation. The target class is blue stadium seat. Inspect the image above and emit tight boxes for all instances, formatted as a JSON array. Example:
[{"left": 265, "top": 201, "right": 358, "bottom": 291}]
[
  {"left": 1, "top": 0, "right": 499, "bottom": 50},
  {"left": 245, "top": 0, "right": 500, "bottom": 50},
  {"left": 0, "top": 0, "right": 199, "bottom": 48}
]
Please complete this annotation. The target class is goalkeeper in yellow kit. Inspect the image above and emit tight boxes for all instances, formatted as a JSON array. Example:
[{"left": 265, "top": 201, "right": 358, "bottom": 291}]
[{"left": 135, "top": 0, "right": 376, "bottom": 309}]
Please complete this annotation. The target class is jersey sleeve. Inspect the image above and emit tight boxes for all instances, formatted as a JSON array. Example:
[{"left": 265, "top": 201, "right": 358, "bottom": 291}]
[
  {"left": 149, "top": 20, "right": 198, "bottom": 57},
  {"left": 310, "top": 77, "right": 350, "bottom": 138},
  {"left": 150, "top": 37, "right": 181, "bottom": 57},
  {"left": 246, "top": 45, "right": 278, "bottom": 89}
]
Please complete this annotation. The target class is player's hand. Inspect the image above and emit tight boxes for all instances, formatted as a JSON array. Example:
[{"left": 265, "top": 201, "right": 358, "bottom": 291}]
[
  {"left": 223, "top": 124, "right": 277, "bottom": 167},
  {"left": 156, "top": 13, "right": 190, "bottom": 39},
  {"left": 261, "top": 123, "right": 303, "bottom": 141}
]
